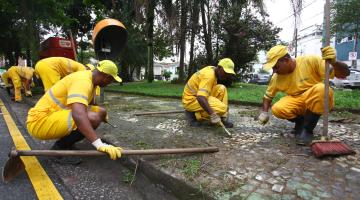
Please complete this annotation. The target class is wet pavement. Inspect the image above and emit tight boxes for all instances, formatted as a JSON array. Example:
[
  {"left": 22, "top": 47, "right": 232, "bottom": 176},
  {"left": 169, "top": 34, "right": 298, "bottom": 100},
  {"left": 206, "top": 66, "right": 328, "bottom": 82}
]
[{"left": 17, "top": 91, "right": 360, "bottom": 199}]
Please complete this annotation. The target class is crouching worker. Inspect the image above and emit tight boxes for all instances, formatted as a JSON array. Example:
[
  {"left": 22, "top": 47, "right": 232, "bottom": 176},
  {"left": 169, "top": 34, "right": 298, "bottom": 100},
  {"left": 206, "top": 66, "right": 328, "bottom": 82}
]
[
  {"left": 34, "top": 57, "right": 93, "bottom": 92},
  {"left": 26, "top": 60, "right": 122, "bottom": 164},
  {"left": 182, "top": 58, "right": 236, "bottom": 128},
  {"left": 1, "top": 66, "right": 34, "bottom": 102},
  {"left": 258, "top": 45, "right": 349, "bottom": 145}
]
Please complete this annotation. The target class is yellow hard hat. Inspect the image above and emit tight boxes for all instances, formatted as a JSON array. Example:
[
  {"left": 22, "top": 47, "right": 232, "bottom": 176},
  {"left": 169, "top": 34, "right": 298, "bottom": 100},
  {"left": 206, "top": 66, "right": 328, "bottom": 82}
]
[
  {"left": 263, "top": 45, "right": 288, "bottom": 70},
  {"left": 86, "top": 63, "right": 95, "bottom": 70},
  {"left": 97, "top": 60, "right": 122, "bottom": 82},
  {"left": 218, "top": 58, "right": 235, "bottom": 75}
]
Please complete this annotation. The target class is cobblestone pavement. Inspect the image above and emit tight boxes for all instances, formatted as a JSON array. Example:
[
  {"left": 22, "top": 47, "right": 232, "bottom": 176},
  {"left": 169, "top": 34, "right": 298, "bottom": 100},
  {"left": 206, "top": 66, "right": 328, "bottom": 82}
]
[{"left": 26, "top": 92, "right": 360, "bottom": 200}]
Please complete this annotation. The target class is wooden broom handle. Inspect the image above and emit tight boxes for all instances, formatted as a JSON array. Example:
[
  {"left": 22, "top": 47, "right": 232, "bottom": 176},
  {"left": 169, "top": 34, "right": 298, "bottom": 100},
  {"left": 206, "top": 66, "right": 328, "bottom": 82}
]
[
  {"left": 323, "top": 0, "right": 330, "bottom": 138},
  {"left": 134, "top": 110, "right": 185, "bottom": 116},
  {"left": 10, "top": 147, "right": 219, "bottom": 157}
]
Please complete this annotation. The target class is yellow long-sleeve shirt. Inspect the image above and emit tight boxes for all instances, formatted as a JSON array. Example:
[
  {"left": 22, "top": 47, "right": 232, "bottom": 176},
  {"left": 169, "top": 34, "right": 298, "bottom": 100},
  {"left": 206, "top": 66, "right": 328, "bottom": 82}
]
[{"left": 265, "top": 55, "right": 334, "bottom": 99}]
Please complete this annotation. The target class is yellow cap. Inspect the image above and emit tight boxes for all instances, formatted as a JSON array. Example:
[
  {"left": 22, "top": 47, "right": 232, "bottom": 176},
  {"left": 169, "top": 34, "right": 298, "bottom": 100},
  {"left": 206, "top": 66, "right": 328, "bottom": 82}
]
[
  {"left": 263, "top": 45, "right": 288, "bottom": 70},
  {"left": 218, "top": 58, "right": 235, "bottom": 75},
  {"left": 86, "top": 63, "right": 95, "bottom": 70},
  {"left": 97, "top": 60, "right": 122, "bottom": 82}
]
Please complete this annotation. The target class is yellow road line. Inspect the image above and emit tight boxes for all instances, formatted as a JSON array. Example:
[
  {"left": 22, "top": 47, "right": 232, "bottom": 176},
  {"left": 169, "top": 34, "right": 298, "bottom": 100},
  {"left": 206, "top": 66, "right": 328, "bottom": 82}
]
[{"left": 0, "top": 99, "right": 63, "bottom": 200}]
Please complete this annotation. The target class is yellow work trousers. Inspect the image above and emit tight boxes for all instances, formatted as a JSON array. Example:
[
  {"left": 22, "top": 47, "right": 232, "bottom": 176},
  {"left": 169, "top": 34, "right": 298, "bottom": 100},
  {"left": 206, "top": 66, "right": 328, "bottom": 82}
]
[
  {"left": 27, "top": 109, "right": 75, "bottom": 140},
  {"left": 35, "top": 62, "right": 61, "bottom": 91},
  {"left": 183, "top": 84, "right": 228, "bottom": 121},
  {"left": 271, "top": 83, "right": 334, "bottom": 120},
  {"left": 27, "top": 106, "right": 102, "bottom": 140},
  {"left": 7, "top": 71, "right": 31, "bottom": 102}
]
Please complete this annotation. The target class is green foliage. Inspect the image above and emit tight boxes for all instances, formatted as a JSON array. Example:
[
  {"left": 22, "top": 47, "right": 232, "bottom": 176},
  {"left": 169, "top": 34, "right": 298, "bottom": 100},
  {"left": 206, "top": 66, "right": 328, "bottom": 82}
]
[
  {"left": 181, "top": 159, "right": 201, "bottom": 179},
  {"left": 332, "top": 0, "right": 360, "bottom": 37},
  {"left": 163, "top": 70, "right": 172, "bottom": 81}
]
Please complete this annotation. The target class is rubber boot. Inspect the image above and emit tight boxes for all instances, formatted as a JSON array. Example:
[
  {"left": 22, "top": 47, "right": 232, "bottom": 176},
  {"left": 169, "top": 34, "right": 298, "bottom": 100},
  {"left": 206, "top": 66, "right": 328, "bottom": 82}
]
[
  {"left": 288, "top": 116, "right": 304, "bottom": 135},
  {"left": 296, "top": 111, "right": 321, "bottom": 146},
  {"left": 221, "top": 117, "right": 234, "bottom": 128},
  {"left": 185, "top": 110, "right": 200, "bottom": 127},
  {"left": 50, "top": 130, "right": 85, "bottom": 165}
]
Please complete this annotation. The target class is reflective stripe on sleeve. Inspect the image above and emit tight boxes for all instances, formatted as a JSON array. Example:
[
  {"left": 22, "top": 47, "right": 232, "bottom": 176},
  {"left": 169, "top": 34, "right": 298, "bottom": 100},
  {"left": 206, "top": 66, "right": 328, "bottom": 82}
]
[
  {"left": 49, "top": 89, "right": 67, "bottom": 109},
  {"left": 199, "top": 88, "right": 209, "bottom": 94},
  {"left": 67, "top": 94, "right": 88, "bottom": 101},
  {"left": 186, "top": 83, "right": 197, "bottom": 95},
  {"left": 67, "top": 111, "right": 73, "bottom": 133}
]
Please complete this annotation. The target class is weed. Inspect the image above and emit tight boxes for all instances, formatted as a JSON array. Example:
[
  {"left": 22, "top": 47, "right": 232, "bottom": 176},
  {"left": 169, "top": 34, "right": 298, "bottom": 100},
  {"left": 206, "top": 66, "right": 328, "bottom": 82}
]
[
  {"left": 121, "top": 169, "right": 133, "bottom": 184},
  {"left": 182, "top": 159, "right": 201, "bottom": 179}
]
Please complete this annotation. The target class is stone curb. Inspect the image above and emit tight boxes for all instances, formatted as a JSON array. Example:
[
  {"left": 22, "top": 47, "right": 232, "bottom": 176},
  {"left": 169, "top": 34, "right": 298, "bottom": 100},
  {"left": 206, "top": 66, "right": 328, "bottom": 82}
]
[{"left": 105, "top": 89, "right": 360, "bottom": 113}]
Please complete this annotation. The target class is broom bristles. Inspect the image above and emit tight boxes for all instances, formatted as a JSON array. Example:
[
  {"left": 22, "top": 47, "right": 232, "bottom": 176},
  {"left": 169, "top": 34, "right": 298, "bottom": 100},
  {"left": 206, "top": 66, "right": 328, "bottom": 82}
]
[{"left": 311, "top": 141, "right": 356, "bottom": 158}]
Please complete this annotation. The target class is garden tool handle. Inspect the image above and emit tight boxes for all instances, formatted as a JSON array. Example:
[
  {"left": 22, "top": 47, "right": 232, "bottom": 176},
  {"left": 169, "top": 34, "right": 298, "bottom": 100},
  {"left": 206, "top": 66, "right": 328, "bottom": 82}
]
[
  {"left": 9, "top": 147, "right": 219, "bottom": 157},
  {"left": 323, "top": 0, "right": 330, "bottom": 138},
  {"left": 219, "top": 122, "right": 232, "bottom": 137},
  {"left": 133, "top": 110, "right": 185, "bottom": 116}
]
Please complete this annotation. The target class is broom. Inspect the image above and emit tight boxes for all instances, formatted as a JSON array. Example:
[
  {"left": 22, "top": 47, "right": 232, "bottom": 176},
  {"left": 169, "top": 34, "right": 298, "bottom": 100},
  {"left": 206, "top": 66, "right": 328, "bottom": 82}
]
[{"left": 310, "top": 0, "right": 356, "bottom": 158}]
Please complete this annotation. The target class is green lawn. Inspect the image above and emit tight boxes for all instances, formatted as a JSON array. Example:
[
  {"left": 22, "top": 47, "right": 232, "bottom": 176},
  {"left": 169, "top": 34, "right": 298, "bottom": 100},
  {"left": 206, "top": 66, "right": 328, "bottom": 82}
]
[{"left": 106, "top": 81, "right": 360, "bottom": 110}]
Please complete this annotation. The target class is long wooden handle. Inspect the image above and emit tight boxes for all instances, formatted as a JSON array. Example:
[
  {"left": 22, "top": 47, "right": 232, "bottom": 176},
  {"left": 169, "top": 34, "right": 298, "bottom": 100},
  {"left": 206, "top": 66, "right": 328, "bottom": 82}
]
[
  {"left": 134, "top": 110, "right": 185, "bottom": 116},
  {"left": 323, "top": 0, "right": 330, "bottom": 138},
  {"left": 10, "top": 147, "right": 219, "bottom": 157}
]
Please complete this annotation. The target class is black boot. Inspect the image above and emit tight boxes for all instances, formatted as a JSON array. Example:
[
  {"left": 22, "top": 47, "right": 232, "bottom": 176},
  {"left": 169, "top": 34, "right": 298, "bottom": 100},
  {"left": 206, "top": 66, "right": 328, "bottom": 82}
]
[
  {"left": 50, "top": 130, "right": 84, "bottom": 165},
  {"left": 221, "top": 117, "right": 234, "bottom": 128},
  {"left": 288, "top": 116, "right": 304, "bottom": 135},
  {"left": 296, "top": 111, "right": 321, "bottom": 146},
  {"left": 185, "top": 110, "right": 200, "bottom": 127}
]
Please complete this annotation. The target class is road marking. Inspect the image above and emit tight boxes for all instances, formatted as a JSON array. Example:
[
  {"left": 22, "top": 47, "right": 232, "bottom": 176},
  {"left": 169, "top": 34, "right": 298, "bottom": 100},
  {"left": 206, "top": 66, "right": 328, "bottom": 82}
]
[{"left": 0, "top": 99, "right": 63, "bottom": 200}]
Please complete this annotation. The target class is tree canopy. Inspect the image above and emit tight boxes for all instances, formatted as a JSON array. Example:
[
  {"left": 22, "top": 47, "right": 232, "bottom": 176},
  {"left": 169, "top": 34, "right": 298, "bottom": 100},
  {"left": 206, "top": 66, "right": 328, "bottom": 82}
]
[{"left": 0, "top": 0, "right": 282, "bottom": 81}]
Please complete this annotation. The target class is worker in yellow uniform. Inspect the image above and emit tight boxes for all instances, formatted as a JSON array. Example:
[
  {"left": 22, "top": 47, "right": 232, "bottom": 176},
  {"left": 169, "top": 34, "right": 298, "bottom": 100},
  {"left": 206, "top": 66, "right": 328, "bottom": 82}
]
[
  {"left": 1, "top": 66, "right": 35, "bottom": 102},
  {"left": 34, "top": 57, "right": 93, "bottom": 91},
  {"left": 182, "top": 58, "right": 236, "bottom": 128},
  {"left": 258, "top": 45, "right": 349, "bottom": 145},
  {"left": 27, "top": 60, "right": 122, "bottom": 164}
]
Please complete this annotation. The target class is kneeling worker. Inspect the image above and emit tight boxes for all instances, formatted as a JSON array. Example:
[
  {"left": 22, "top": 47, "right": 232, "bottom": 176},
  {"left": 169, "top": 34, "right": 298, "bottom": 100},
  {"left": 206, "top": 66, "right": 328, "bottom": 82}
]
[
  {"left": 182, "top": 58, "right": 235, "bottom": 128},
  {"left": 1, "top": 66, "right": 35, "bottom": 102},
  {"left": 26, "top": 60, "right": 122, "bottom": 163}
]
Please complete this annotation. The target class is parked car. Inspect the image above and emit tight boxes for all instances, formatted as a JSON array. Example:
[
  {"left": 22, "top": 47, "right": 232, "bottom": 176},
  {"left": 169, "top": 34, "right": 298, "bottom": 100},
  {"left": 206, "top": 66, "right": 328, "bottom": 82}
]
[
  {"left": 248, "top": 73, "right": 271, "bottom": 85},
  {"left": 330, "top": 69, "right": 360, "bottom": 88}
]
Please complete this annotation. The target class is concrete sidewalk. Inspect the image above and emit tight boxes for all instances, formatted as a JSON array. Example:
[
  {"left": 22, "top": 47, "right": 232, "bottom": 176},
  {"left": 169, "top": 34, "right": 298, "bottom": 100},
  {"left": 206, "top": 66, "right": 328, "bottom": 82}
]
[{"left": 24, "top": 91, "right": 360, "bottom": 199}]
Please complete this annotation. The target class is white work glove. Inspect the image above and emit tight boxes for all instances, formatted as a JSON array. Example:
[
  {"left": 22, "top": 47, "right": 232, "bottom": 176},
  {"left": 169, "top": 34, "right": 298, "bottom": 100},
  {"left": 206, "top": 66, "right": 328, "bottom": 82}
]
[
  {"left": 25, "top": 90, "right": 32, "bottom": 97},
  {"left": 258, "top": 111, "right": 270, "bottom": 125},
  {"left": 321, "top": 46, "right": 336, "bottom": 64},
  {"left": 210, "top": 112, "right": 221, "bottom": 125},
  {"left": 92, "top": 139, "right": 122, "bottom": 160}
]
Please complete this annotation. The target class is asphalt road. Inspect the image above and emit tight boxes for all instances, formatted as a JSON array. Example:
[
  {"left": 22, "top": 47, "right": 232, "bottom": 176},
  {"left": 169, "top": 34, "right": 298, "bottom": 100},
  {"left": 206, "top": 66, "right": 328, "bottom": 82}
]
[{"left": 0, "top": 90, "right": 176, "bottom": 200}]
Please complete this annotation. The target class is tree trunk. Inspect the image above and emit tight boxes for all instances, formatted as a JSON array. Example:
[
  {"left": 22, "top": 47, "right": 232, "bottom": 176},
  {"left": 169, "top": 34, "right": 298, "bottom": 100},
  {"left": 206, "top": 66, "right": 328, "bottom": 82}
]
[
  {"left": 200, "top": 0, "right": 213, "bottom": 64},
  {"left": 178, "top": 0, "right": 188, "bottom": 83},
  {"left": 187, "top": 0, "right": 200, "bottom": 80},
  {"left": 353, "top": 32, "right": 358, "bottom": 68},
  {"left": 146, "top": 0, "right": 156, "bottom": 83}
]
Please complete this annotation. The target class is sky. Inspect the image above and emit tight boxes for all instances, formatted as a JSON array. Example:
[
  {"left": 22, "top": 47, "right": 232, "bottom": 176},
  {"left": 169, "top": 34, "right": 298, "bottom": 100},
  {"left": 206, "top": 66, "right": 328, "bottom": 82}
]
[{"left": 264, "top": 0, "right": 326, "bottom": 42}]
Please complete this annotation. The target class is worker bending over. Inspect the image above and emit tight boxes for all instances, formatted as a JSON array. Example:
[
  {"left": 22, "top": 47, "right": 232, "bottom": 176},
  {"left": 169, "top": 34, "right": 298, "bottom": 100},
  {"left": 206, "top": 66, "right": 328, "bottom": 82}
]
[
  {"left": 27, "top": 60, "right": 122, "bottom": 164},
  {"left": 1, "top": 66, "right": 35, "bottom": 102},
  {"left": 258, "top": 45, "right": 349, "bottom": 145},
  {"left": 34, "top": 57, "right": 92, "bottom": 91},
  {"left": 182, "top": 58, "right": 236, "bottom": 128}
]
